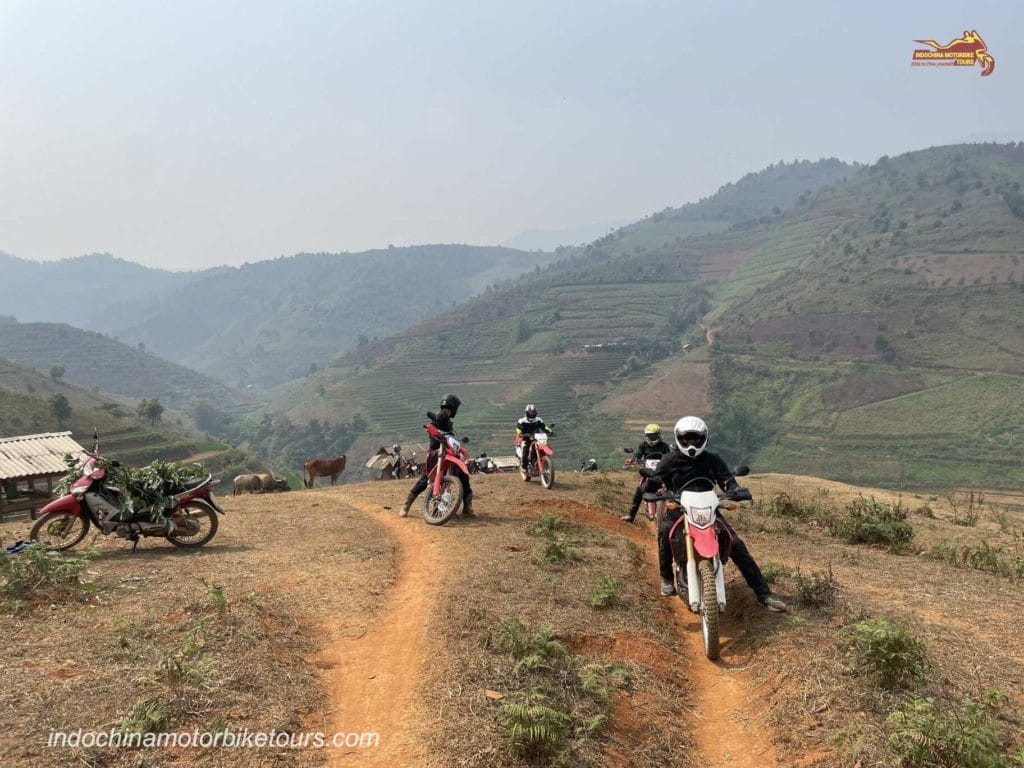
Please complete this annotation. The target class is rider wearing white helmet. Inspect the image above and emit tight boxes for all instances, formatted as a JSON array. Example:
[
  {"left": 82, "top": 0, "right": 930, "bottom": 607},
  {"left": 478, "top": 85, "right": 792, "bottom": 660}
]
[
  {"left": 515, "top": 404, "right": 552, "bottom": 471},
  {"left": 650, "top": 416, "right": 786, "bottom": 611}
]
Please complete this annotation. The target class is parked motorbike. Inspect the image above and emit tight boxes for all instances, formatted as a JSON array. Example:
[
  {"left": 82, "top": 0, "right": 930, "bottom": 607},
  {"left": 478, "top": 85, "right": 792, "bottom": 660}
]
[
  {"left": 467, "top": 453, "right": 501, "bottom": 474},
  {"left": 30, "top": 447, "right": 224, "bottom": 551},
  {"left": 391, "top": 445, "right": 421, "bottom": 479},
  {"left": 641, "top": 466, "right": 752, "bottom": 660},
  {"left": 517, "top": 426, "right": 556, "bottom": 488},
  {"left": 623, "top": 447, "right": 665, "bottom": 524},
  {"left": 421, "top": 413, "right": 472, "bottom": 526}
]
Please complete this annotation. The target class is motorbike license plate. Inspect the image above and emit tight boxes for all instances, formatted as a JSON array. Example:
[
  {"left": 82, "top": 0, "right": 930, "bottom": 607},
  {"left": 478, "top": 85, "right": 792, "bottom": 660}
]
[
  {"left": 644, "top": 458, "right": 660, "bottom": 470},
  {"left": 535, "top": 433, "right": 549, "bottom": 445}
]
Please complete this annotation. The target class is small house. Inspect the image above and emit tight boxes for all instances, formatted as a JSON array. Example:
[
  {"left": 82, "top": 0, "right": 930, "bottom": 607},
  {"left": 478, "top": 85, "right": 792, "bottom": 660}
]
[{"left": 0, "top": 431, "right": 87, "bottom": 520}]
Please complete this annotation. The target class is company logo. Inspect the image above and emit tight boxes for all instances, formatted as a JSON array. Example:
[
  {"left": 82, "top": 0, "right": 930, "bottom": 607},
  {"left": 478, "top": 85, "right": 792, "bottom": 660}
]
[{"left": 912, "top": 30, "right": 994, "bottom": 76}]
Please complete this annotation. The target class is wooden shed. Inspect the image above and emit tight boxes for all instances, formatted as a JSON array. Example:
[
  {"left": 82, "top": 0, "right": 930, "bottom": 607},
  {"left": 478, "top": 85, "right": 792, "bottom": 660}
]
[{"left": 0, "top": 431, "right": 87, "bottom": 520}]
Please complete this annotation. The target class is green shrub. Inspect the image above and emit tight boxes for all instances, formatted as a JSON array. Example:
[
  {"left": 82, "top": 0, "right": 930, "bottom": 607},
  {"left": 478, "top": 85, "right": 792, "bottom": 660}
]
[
  {"left": 760, "top": 562, "right": 783, "bottom": 584},
  {"left": 792, "top": 565, "right": 839, "bottom": 609},
  {"left": 844, "top": 619, "right": 926, "bottom": 690},
  {"left": 588, "top": 573, "right": 625, "bottom": 609},
  {"left": 0, "top": 543, "right": 95, "bottom": 605},
  {"left": 497, "top": 690, "right": 572, "bottom": 759},
  {"left": 888, "top": 695, "right": 1007, "bottom": 768},
  {"left": 122, "top": 697, "right": 169, "bottom": 734},
  {"left": 828, "top": 497, "right": 914, "bottom": 551},
  {"left": 579, "top": 662, "right": 632, "bottom": 705}
]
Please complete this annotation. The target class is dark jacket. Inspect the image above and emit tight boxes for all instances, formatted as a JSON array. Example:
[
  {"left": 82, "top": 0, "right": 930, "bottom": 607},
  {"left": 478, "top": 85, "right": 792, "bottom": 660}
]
[
  {"left": 653, "top": 449, "right": 739, "bottom": 494},
  {"left": 427, "top": 410, "right": 455, "bottom": 452},
  {"left": 635, "top": 439, "right": 671, "bottom": 461}
]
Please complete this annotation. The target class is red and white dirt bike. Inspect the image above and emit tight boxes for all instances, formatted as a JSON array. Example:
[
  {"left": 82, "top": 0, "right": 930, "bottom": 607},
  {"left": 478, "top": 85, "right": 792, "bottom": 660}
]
[
  {"left": 422, "top": 419, "right": 472, "bottom": 526},
  {"left": 623, "top": 447, "right": 665, "bottom": 525},
  {"left": 642, "top": 466, "right": 752, "bottom": 660},
  {"left": 517, "top": 428, "right": 556, "bottom": 488},
  {"left": 30, "top": 448, "right": 224, "bottom": 551}
]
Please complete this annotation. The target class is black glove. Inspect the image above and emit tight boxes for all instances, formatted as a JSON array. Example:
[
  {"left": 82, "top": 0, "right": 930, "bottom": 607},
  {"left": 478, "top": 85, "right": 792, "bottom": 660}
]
[{"left": 729, "top": 487, "right": 753, "bottom": 502}]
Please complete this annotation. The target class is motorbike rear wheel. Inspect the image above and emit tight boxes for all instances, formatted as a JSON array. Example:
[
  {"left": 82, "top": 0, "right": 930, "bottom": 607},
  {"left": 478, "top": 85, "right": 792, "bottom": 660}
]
[
  {"left": 539, "top": 457, "right": 555, "bottom": 489},
  {"left": 30, "top": 511, "right": 91, "bottom": 551},
  {"left": 167, "top": 502, "right": 219, "bottom": 548},
  {"left": 698, "top": 559, "right": 720, "bottom": 660},
  {"left": 423, "top": 472, "right": 463, "bottom": 526}
]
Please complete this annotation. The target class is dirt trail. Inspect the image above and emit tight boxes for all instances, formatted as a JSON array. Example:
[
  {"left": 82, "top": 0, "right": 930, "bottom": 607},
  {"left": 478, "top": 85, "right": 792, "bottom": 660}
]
[
  {"left": 541, "top": 499, "right": 780, "bottom": 768},
  {"left": 318, "top": 495, "right": 446, "bottom": 767},
  {"left": 318, "top": 484, "right": 779, "bottom": 768}
]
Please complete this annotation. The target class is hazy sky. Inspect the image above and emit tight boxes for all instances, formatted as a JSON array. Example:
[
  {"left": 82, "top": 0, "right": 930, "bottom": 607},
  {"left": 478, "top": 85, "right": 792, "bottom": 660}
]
[{"left": 1, "top": 1, "right": 1021, "bottom": 270}]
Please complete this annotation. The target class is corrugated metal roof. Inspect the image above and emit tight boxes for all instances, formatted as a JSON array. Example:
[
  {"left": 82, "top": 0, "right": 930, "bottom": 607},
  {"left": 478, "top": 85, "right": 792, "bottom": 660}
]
[{"left": 0, "top": 432, "right": 87, "bottom": 481}]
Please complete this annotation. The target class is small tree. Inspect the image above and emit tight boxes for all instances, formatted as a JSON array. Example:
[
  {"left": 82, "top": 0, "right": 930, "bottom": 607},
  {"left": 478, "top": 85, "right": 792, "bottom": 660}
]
[
  {"left": 137, "top": 398, "right": 164, "bottom": 426},
  {"left": 50, "top": 394, "right": 72, "bottom": 427},
  {"left": 49, "top": 365, "right": 66, "bottom": 382}
]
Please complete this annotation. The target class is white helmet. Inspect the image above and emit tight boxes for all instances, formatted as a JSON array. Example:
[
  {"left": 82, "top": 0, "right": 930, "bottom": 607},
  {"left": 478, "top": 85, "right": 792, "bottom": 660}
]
[{"left": 674, "top": 416, "right": 709, "bottom": 458}]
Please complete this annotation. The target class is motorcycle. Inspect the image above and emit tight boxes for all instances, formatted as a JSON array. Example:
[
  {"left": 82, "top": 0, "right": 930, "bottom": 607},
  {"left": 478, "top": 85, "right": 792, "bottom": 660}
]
[
  {"left": 623, "top": 447, "right": 665, "bottom": 525},
  {"left": 30, "top": 447, "right": 225, "bottom": 551},
  {"left": 576, "top": 458, "right": 599, "bottom": 473},
  {"left": 391, "top": 446, "right": 421, "bottom": 479},
  {"left": 517, "top": 427, "right": 556, "bottom": 489},
  {"left": 422, "top": 412, "right": 472, "bottom": 526},
  {"left": 467, "top": 453, "right": 501, "bottom": 474},
  {"left": 641, "top": 466, "right": 752, "bottom": 660}
]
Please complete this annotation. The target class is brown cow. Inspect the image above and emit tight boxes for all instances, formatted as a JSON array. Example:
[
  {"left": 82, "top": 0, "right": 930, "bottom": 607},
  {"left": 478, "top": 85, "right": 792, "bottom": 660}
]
[
  {"left": 233, "top": 473, "right": 263, "bottom": 495},
  {"left": 304, "top": 455, "right": 346, "bottom": 487}
]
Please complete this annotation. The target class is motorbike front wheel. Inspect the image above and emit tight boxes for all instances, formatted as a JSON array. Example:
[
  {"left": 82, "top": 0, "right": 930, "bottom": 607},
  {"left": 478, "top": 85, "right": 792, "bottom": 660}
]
[
  {"left": 30, "top": 511, "right": 91, "bottom": 551},
  {"left": 423, "top": 473, "right": 463, "bottom": 526},
  {"left": 539, "top": 457, "right": 555, "bottom": 489},
  {"left": 698, "top": 559, "right": 720, "bottom": 660},
  {"left": 167, "top": 502, "right": 219, "bottom": 548}
]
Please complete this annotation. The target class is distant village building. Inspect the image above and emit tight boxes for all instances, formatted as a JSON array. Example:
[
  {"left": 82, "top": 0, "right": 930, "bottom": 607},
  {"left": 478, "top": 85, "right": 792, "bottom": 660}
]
[{"left": 0, "top": 432, "right": 86, "bottom": 520}]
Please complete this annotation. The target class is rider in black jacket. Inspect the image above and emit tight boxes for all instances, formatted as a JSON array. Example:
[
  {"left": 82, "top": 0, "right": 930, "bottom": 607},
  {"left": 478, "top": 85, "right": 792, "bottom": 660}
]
[
  {"left": 400, "top": 394, "right": 474, "bottom": 517},
  {"left": 653, "top": 416, "right": 786, "bottom": 611},
  {"left": 621, "top": 423, "right": 671, "bottom": 523}
]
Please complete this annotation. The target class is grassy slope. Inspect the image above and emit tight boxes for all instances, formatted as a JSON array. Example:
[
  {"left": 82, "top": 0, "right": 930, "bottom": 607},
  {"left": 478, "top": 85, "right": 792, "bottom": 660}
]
[
  {"left": 277, "top": 160, "right": 856, "bottom": 468},
  {"left": 710, "top": 143, "right": 1024, "bottom": 488},
  {"left": 0, "top": 323, "right": 242, "bottom": 413},
  {"left": 274, "top": 145, "right": 1024, "bottom": 490},
  {"left": 0, "top": 356, "right": 201, "bottom": 466},
  {"left": 112, "top": 245, "right": 562, "bottom": 388}
]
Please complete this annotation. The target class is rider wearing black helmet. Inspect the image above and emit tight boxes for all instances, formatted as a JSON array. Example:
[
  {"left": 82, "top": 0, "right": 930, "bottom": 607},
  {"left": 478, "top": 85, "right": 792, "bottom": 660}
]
[{"left": 400, "top": 394, "right": 474, "bottom": 517}]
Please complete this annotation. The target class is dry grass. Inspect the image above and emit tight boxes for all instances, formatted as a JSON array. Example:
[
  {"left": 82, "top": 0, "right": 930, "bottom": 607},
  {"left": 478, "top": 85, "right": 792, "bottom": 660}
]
[
  {"left": 0, "top": 488, "right": 394, "bottom": 768},
  {"left": 413, "top": 476, "right": 691, "bottom": 768}
]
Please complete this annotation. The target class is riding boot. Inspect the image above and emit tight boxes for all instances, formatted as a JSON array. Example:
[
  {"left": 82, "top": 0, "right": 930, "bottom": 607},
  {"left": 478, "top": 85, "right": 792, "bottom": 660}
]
[
  {"left": 461, "top": 492, "right": 476, "bottom": 518},
  {"left": 399, "top": 489, "right": 418, "bottom": 517}
]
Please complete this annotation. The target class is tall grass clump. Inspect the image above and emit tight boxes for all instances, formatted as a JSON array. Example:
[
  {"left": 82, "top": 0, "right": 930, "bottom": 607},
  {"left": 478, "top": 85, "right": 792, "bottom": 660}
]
[
  {"left": 828, "top": 497, "right": 914, "bottom": 551},
  {"left": 843, "top": 619, "right": 926, "bottom": 690}
]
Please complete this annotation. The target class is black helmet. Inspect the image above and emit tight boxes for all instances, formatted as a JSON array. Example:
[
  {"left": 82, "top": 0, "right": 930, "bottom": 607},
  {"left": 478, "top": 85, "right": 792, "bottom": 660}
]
[
  {"left": 440, "top": 393, "right": 461, "bottom": 416},
  {"left": 524, "top": 403, "right": 537, "bottom": 419}
]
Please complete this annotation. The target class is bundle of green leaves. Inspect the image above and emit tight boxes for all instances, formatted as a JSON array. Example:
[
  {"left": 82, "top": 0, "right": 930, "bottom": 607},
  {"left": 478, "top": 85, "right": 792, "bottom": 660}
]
[{"left": 55, "top": 453, "right": 206, "bottom": 521}]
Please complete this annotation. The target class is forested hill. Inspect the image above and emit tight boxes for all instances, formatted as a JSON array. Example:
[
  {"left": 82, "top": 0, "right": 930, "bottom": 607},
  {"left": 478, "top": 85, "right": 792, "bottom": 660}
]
[
  {"left": 0, "top": 322, "right": 242, "bottom": 413},
  {"left": 277, "top": 143, "right": 1024, "bottom": 490},
  {"left": 2, "top": 245, "right": 560, "bottom": 389}
]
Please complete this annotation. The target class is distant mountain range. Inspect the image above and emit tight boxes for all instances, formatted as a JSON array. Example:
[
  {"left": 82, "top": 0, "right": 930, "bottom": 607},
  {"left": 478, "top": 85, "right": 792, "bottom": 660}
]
[
  {"left": 275, "top": 145, "right": 1024, "bottom": 490},
  {"left": 0, "top": 245, "right": 560, "bottom": 388}
]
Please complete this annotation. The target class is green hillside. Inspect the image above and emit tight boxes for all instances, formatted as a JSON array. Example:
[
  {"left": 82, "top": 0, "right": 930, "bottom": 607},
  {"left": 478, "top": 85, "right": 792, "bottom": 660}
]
[
  {"left": 0, "top": 322, "right": 243, "bottom": 413},
  {"left": 275, "top": 144, "right": 1024, "bottom": 490},
  {"left": 0, "top": 356, "right": 197, "bottom": 464},
  {"left": 113, "top": 245, "right": 561, "bottom": 388}
]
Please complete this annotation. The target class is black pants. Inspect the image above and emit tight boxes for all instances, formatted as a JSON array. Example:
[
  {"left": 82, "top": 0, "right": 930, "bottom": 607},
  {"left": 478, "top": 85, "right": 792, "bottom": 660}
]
[
  {"left": 409, "top": 451, "right": 472, "bottom": 500},
  {"left": 657, "top": 508, "right": 770, "bottom": 598},
  {"left": 519, "top": 438, "right": 533, "bottom": 468},
  {"left": 627, "top": 476, "right": 662, "bottom": 521}
]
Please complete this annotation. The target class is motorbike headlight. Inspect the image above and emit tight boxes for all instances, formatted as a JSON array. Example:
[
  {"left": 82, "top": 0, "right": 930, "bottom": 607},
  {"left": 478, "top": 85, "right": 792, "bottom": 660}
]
[{"left": 687, "top": 506, "right": 714, "bottom": 527}]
